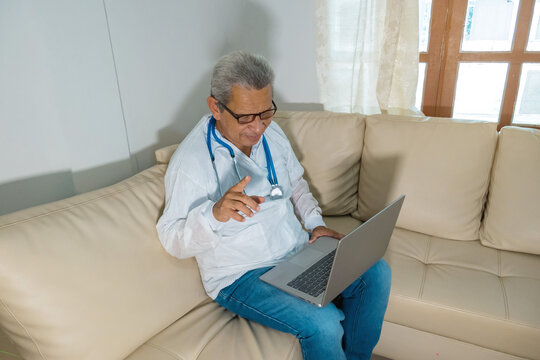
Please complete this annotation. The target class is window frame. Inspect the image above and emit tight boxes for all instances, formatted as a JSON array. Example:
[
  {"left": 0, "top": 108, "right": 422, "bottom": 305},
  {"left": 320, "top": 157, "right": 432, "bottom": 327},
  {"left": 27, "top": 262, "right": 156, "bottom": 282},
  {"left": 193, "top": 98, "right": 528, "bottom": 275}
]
[{"left": 420, "top": 0, "right": 540, "bottom": 130}]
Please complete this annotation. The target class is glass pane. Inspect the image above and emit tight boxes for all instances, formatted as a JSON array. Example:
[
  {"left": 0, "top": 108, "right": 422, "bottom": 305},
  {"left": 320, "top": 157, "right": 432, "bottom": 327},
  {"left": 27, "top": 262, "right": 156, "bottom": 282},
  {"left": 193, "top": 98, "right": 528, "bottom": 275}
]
[
  {"left": 513, "top": 64, "right": 540, "bottom": 125},
  {"left": 453, "top": 63, "right": 508, "bottom": 122},
  {"left": 419, "top": 0, "right": 432, "bottom": 52},
  {"left": 527, "top": 0, "right": 540, "bottom": 51},
  {"left": 415, "top": 63, "right": 427, "bottom": 111},
  {"left": 462, "top": 0, "right": 520, "bottom": 52}
]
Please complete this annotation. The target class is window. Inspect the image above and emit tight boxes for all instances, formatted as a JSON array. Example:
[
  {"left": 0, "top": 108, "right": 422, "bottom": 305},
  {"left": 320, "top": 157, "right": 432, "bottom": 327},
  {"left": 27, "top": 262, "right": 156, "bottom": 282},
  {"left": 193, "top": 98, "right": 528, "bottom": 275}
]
[{"left": 416, "top": 0, "right": 540, "bottom": 129}]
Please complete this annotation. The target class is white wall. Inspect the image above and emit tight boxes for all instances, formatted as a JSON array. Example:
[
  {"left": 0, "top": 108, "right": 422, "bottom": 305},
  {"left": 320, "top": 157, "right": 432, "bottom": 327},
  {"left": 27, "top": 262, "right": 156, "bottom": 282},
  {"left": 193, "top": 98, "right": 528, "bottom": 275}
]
[
  {"left": 0, "top": 1, "right": 133, "bottom": 214},
  {"left": 0, "top": 0, "right": 320, "bottom": 215},
  {"left": 247, "top": 0, "right": 320, "bottom": 105}
]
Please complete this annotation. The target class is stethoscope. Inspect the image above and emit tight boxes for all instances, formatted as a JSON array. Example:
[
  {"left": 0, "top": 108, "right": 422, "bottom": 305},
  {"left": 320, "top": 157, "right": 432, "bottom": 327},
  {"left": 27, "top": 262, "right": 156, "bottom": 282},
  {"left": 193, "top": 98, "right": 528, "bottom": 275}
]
[{"left": 206, "top": 116, "right": 284, "bottom": 200}]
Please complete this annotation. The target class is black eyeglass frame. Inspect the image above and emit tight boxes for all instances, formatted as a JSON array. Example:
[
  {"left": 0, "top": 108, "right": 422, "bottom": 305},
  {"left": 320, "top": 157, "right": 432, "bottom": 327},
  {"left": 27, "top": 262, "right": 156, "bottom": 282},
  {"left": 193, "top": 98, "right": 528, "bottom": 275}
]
[{"left": 213, "top": 96, "right": 278, "bottom": 124}]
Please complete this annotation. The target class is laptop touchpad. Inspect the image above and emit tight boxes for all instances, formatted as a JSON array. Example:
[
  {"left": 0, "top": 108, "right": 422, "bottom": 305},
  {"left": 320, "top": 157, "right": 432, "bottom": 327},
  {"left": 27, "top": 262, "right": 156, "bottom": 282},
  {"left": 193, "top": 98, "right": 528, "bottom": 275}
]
[{"left": 289, "top": 247, "right": 326, "bottom": 266}]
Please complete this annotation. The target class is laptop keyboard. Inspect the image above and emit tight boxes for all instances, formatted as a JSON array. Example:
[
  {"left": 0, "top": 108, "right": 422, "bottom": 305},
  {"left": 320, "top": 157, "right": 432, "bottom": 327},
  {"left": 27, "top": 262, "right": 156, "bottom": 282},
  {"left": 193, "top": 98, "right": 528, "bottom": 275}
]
[{"left": 287, "top": 250, "right": 336, "bottom": 298}]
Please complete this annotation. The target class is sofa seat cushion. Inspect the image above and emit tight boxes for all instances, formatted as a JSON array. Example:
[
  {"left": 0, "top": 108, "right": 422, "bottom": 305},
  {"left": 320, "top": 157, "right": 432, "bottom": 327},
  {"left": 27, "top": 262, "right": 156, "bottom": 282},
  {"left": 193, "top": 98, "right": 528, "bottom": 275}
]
[
  {"left": 324, "top": 216, "right": 540, "bottom": 359},
  {"left": 125, "top": 299, "right": 301, "bottom": 360},
  {"left": 385, "top": 227, "right": 540, "bottom": 360},
  {"left": 355, "top": 115, "right": 498, "bottom": 240},
  {"left": 480, "top": 126, "right": 540, "bottom": 254}
]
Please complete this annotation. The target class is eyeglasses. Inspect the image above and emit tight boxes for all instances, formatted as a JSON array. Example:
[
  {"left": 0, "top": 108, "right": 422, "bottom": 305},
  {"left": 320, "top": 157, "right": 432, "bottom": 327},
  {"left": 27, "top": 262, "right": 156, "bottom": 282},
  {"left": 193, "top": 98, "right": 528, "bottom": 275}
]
[{"left": 214, "top": 97, "right": 277, "bottom": 124}]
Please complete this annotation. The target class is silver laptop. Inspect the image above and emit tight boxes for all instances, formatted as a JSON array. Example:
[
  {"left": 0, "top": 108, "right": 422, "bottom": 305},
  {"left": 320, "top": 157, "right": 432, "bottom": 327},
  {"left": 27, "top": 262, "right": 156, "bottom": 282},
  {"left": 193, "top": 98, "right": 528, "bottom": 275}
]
[{"left": 260, "top": 195, "right": 405, "bottom": 307}]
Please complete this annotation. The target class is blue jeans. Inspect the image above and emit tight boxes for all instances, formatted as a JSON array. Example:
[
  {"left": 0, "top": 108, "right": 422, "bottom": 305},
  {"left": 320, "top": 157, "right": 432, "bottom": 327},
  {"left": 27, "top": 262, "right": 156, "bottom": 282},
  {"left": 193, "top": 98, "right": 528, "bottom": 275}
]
[{"left": 215, "top": 259, "right": 391, "bottom": 360}]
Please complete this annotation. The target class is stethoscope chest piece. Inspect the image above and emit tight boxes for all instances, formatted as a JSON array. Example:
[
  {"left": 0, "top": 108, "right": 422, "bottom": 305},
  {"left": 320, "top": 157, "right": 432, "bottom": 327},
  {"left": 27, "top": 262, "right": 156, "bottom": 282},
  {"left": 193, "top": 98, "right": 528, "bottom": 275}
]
[{"left": 270, "top": 184, "right": 283, "bottom": 200}]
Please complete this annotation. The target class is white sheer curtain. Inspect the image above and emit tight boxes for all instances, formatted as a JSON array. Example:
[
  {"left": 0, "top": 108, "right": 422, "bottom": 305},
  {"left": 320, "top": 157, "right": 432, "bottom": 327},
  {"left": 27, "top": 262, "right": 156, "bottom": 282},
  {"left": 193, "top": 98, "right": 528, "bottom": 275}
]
[{"left": 316, "top": 0, "right": 420, "bottom": 115}]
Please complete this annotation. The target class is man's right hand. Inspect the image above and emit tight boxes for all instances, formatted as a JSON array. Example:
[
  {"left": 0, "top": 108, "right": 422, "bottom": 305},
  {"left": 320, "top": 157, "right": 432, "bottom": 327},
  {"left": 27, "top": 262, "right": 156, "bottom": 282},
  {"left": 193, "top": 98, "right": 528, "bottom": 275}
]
[{"left": 213, "top": 176, "right": 265, "bottom": 223}]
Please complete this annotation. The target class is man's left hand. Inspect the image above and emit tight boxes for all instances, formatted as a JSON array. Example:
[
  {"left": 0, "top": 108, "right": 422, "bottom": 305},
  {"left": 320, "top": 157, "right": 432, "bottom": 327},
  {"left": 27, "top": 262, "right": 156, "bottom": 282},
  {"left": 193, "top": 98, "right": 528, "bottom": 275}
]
[{"left": 309, "top": 226, "right": 345, "bottom": 244}]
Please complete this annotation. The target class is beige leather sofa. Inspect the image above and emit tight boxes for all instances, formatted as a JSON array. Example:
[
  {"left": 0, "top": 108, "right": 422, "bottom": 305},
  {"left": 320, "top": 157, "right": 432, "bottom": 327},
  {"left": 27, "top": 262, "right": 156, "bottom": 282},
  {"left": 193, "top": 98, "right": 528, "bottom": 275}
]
[{"left": 1, "top": 112, "right": 539, "bottom": 360}]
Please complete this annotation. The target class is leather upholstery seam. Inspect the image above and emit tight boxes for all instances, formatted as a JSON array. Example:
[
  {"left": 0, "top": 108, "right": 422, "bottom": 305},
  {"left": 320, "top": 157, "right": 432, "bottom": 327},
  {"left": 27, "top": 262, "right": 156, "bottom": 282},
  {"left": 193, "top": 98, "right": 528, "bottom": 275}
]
[
  {"left": 387, "top": 249, "right": 538, "bottom": 280},
  {"left": 0, "top": 174, "right": 163, "bottom": 230},
  {"left": 419, "top": 261, "right": 506, "bottom": 278},
  {"left": 143, "top": 342, "right": 184, "bottom": 360},
  {"left": 497, "top": 248, "right": 502, "bottom": 277},
  {"left": 194, "top": 312, "right": 237, "bottom": 359},
  {"left": 0, "top": 297, "right": 46, "bottom": 360},
  {"left": 497, "top": 250, "right": 510, "bottom": 320},
  {"left": 418, "top": 237, "right": 432, "bottom": 299}
]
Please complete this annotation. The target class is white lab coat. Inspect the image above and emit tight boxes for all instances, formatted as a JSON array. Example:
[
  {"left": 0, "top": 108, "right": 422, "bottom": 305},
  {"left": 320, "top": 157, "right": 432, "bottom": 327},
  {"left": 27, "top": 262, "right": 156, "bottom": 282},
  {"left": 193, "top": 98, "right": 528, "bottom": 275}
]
[{"left": 156, "top": 115, "right": 325, "bottom": 298}]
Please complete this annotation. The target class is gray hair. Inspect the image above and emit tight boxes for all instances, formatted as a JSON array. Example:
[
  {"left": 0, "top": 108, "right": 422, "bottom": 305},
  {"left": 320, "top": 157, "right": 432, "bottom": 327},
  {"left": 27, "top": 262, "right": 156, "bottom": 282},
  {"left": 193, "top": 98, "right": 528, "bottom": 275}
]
[{"left": 210, "top": 51, "right": 275, "bottom": 105}]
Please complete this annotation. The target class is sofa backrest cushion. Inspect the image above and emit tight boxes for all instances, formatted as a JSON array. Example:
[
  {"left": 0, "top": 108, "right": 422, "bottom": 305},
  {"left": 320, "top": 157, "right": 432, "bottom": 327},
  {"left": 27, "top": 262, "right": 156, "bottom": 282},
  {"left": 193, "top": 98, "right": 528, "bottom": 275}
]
[
  {"left": 273, "top": 111, "right": 365, "bottom": 215},
  {"left": 480, "top": 126, "right": 540, "bottom": 254},
  {"left": 355, "top": 115, "right": 498, "bottom": 240},
  {"left": 0, "top": 165, "right": 208, "bottom": 360}
]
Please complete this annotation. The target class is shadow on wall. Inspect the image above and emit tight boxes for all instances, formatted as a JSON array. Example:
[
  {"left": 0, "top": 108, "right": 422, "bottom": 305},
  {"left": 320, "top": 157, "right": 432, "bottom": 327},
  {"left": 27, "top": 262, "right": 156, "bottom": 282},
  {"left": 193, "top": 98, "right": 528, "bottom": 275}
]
[
  {"left": 139, "top": 0, "right": 325, "bottom": 167},
  {"left": 0, "top": 158, "right": 134, "bottom": 216},
  {"left": 130, "top": 69, "right": 214, "bottom": 173},
  {"left": 0, "top": 171, "right": 76, "bottom": 216},
  {"left": 132, "top": 0, "right": 278, "bottom": 170}
]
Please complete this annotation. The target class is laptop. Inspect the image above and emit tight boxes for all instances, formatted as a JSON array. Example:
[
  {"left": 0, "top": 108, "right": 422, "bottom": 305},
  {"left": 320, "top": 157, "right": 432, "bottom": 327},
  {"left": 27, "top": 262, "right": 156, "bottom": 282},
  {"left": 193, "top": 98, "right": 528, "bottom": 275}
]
[{"left": 260, "top": 195, "right": 405, "bottom": 307}]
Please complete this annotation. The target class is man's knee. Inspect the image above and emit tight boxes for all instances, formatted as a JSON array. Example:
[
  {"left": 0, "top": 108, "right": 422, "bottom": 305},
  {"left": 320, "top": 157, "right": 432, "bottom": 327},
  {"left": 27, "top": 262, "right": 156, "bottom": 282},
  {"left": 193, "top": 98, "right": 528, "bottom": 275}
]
[{"left": 299, "top": 305, "right": 344, "bottom": 340}]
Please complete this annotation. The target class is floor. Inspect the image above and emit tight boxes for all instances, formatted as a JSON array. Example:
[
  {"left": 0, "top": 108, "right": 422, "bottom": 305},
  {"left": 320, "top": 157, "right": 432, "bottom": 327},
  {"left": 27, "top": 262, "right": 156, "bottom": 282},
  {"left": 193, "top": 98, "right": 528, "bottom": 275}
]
[{"left": 371, "top": 355, "right": 391, "bottom": 360}]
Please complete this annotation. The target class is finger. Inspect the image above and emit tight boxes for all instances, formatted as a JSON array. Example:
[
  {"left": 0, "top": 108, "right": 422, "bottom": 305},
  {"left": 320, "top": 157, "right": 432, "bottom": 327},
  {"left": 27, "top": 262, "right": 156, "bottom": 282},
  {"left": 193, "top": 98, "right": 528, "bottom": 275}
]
[
  {"left": 251, "top": 196, "right": 265, "bottom": 204},
  {"left": 229, "top": 176, "right": 251, "bottom": 193},
  {"left": 222, "top": 199, "right": 253, "bottom": 217},
  {"left": 228, "top": 193, "right": 261, "bottom": 212},
  {"left": 229, "top": 210, "right": 246, "bottom": 222},
  {"left": 327, "top": 230, "right": 345, "bottom": 239},
  {"left": 230, "top": 200, "right": 256, "bottom": 217},
  {"left": 316, "top": 227, "right": 345, "bottom": 240}
]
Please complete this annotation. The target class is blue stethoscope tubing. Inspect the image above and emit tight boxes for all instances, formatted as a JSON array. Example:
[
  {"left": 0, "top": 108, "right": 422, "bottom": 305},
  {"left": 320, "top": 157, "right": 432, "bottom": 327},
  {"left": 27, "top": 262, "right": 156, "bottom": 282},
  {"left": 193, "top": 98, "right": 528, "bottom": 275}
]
[{"left": 206, "top": 116, "right": 281, "bottom": 199}]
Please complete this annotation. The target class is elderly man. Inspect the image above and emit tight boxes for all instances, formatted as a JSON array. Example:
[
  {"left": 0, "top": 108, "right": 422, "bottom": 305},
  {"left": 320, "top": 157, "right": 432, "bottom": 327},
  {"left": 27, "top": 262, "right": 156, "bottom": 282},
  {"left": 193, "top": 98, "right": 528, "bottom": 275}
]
[{"left": 157, "top": 51, "right": 391, "bottom": 360}]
